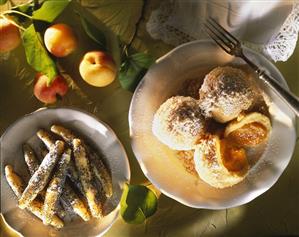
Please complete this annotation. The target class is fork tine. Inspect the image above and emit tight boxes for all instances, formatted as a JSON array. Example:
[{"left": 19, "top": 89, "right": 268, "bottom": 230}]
[
  {"left": 208, "top": 18, "right": 239, "bottom": 44},
  {"left": 206, "top": 19, "right": 236, "bottom": 47},
  {"left": 206, "top": 19, "right": 237, "bottom": 50},
  {"left": 206, "top": 33, "right": 230, "bottom": 54},
  {"left": 204, "top": 23, "right": 230, "bottom": 53}
]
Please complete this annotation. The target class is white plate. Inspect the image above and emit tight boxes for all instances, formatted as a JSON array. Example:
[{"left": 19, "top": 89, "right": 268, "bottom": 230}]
[
  {"left": 129, "top": 40, "right": 296, "bottom": 209},
  {"left": 1, "top": 107, "right": 130, "bottom": 237}
]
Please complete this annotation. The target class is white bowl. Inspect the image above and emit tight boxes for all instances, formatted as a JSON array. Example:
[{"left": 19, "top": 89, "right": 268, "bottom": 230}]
[
  {"left": 129, "top": 40, "right": 296, "bottom": 209},
  {"left": 1, "top": 107, "right": 130, "bottom": 237}
]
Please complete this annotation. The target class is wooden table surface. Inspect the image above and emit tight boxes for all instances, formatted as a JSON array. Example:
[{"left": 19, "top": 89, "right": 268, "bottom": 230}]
[{"left": 1, "top": 1, "right": 298, "bottom": 236}]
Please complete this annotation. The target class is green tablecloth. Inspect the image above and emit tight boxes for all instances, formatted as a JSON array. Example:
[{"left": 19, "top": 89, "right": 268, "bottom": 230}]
[{"left": 1, "top": 1, "right": 299, "bottom": 236}]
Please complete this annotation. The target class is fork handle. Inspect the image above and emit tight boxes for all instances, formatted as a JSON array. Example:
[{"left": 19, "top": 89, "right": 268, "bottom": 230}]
[{"left": 258, "top": 71, "right": 299, "bottom": 117}]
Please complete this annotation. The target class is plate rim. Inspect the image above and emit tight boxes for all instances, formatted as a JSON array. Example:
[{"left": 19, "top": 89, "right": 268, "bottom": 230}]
[
  {"left": 128, "top": 39, "right": 296, "bottom": 209},
  {"left": 1, "top": 106, "right": 131, "bottom": 236}
]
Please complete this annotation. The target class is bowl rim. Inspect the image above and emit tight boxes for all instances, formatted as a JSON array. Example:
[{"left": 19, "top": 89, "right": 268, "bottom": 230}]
[
  {"left": 0, "top": 106, "right": 131, "bottom": 236},
  {"left": 128, "top": 39, "right": 296, "bottom": 209}
]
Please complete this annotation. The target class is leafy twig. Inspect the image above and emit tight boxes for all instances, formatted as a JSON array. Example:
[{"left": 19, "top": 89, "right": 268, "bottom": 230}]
[
  {"left": 33, "top": 0, "right": 39, "bottom": 10},
  {"left": 10, "top": 0, "right": 33, "bottom": 8},
  {"left": 2, "top": 9, "right": 33, "bottom": 19},
  {"left": 0, "top": 14, "right": 26, "bottom": 30}
]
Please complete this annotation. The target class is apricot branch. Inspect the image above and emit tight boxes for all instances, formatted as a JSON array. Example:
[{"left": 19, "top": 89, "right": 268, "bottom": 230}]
[
  {"left": 2, "top": 9, "right": 33, "bottom": 19},
  {"left": 0, "top": 14, "right": 25, "bottom": 31}
]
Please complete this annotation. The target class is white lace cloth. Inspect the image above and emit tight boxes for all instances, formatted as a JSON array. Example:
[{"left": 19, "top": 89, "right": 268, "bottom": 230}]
[{"left": 146, "top": 0, "right": 299, "bottom": 62}]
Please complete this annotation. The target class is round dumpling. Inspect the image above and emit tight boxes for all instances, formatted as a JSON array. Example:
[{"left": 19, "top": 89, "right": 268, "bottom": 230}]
[
  {"left": 199, "top": 66, "right": 257, "bottom": 123},
  {"left": 194, "top": 134, "right": 249, "bottom": 188},
  {"left": 224, "top": 112, "right": 271, "bottom": 147},
  {"left": 152, "top": 96, "right": 206, "bottom": 150}
]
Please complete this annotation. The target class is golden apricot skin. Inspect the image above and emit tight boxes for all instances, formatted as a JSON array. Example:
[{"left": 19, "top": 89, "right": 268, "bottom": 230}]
[
  {"left": 0, "top": 18, "right": 21, "bottom": 53},
  {"left": 44, "top": 23, "right": 77, "bottom": 57},
  {"left": 79, "top": 51, "right": 117, "bottom": 87}
]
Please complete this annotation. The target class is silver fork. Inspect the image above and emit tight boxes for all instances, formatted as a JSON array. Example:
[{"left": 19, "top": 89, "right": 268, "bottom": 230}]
[{"left": 205, "top": 17, "right": 299, "bottom": 117}]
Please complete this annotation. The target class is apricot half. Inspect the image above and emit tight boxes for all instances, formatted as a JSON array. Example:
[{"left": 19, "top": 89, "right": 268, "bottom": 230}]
[
  {"left": 220, "top": 139, "right": 248, "bottom": 172},
  {"left": 225, "top": 112, "right": 271, "bottom": 147},
  {"left": 194, "top": 135, "right": 249, "bottom": 189}
]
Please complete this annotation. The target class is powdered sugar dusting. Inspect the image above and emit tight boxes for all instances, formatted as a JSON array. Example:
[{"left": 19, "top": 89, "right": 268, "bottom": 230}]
[
  {"left": 197, "top": 135, "right": 218, "bottom": 169},
  {"left": 153, "top": 96, "right": 206, "bottom": 150},
  {"left": 194, "top": 135, "right": 247, "bottom": 188},
  {"left": 199, "top": 67, "right": 257, "bottom": 123}
]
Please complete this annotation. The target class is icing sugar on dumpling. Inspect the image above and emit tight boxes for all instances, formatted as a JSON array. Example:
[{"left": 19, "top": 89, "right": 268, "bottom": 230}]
[
  {"left": 151, "top": 66, "right": 272, "bottom": 189},
  {"left": 199, "top": 66, "right": 257, "bottom": 123},
  {"left": 194, "top": 134, "right": 249, "bottom": 189},
  {"left": 152, "top": 96, "right": 206, "bottom": 150}
]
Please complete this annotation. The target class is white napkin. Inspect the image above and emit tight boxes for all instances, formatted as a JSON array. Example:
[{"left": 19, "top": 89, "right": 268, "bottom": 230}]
[{"left": 146, "top": 0, "right": 299, "bottom": 62}]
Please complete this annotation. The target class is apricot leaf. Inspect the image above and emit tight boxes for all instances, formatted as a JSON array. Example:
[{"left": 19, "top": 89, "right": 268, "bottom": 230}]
[
  {"left": 120, "top": 184, "right": 158, "bottom": 224},
  {"left": 79, "top": 0, "right": 142, "bottom": 44},
  {"left": 22, "top": 24, "right": 57, "bottom": 84},
  {"left": 12, "top": 2, "right": 34, "bottom": 14},
  {"left": 0, "top": 0, "right": 8, "bottom": 5},
  {"left": 10, "top": 3, "right": 34, "bottom": 25},
  {"left": 33, "top": 0, "right": 71, "bottom": 22},
  {"left": 119, "top": 52, "right": 154, "bottom": 92},
  {"left": 79, "top": 14, "right": 106, "bottom": 50}
]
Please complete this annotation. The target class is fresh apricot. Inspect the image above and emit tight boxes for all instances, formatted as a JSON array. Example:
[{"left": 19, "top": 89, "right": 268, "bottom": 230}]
[
  {"left": 33, "top": 73, "right": 68, "bottom": 104},
  {"left": 79, "top": 51, "right": 117, "bottom": 87},
  {"left": 0, "top": 18, "right": 21, "bottom": 53},
  {"left": 44, "top": 23, "right": 77, "bottom": 57}
]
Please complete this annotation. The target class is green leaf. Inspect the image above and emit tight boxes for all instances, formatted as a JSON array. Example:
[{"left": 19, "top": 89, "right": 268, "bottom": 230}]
[
  {"left": 130, "top": 53, "right": 154, "bottom": 68},
  {"left": 120, "top": 184, "right": 158, "bottom": 224},
  {"left": 22, "top": 24, "right": 57, "bottom": 84},
  {"left": 10, "top": 3, "right": 34, "bottom": 25},
  {"left": 33, "top": 0, "right": 71, "bottom": 22},
  {"left": 12, "top": 3, "right": 34, "bottom": 14},
  {"left": 118, "top": 52, "right": 154, "bottom": 92},
  {"left": 79, "top": 0, "right": 142, "bottom": 44},
  {"left": 0, "top": 0, "right": 8, "bottom": 5},
  {"left": 78, "top": 13, "right": 106, "bottom": 50}
]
